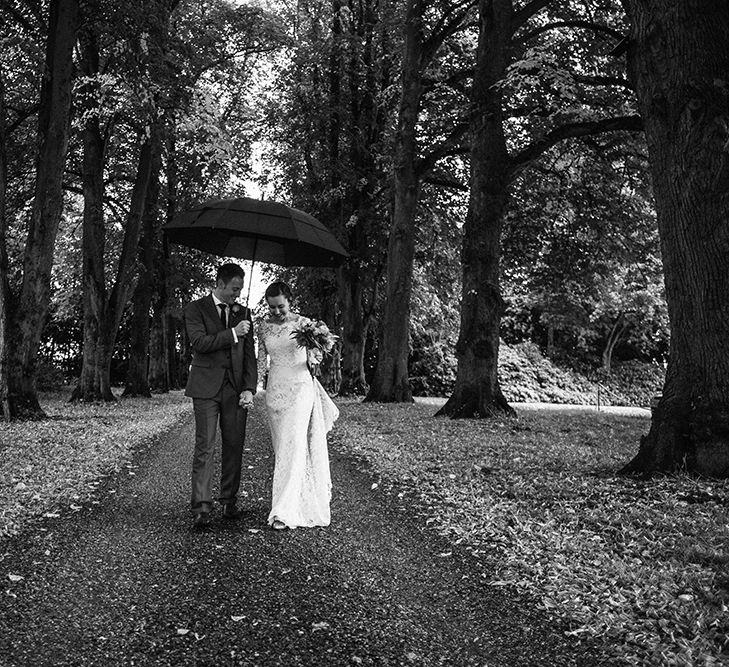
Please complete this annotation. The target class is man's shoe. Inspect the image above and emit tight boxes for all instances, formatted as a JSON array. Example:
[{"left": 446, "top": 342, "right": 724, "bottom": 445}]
[
  {"left": 222, "top": 504, "right": 241, "bottom": 520},
  {"left": 192, "top": 511, "right": 211, "bottom": 529}
]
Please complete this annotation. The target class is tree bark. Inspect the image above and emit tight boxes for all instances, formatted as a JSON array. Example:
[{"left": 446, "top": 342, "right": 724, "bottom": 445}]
[
  {"left": 337, "top": 263, "right": 370, "bottom": 395},
  {"left": 0, "top": 70, "right": 10, "bottom": 420},
  {"left": 365, "top": 0, "right": 424, "bottom": 403},
  {"left": 98, "top": 135, "right": 155, "bottom": 397},
  {"left": 148, "top": 232, "right": 171, "bottom": 393},
  {"left": 546, "top": 323, "right": 555, "bottom": 358},
  {"left": 620, "top": 0, "right": 729, "bottom": 476},
  {"left": 162, "top": 122, "right": 184, "bottom": 390},
  {"left": 6, "top": 0, "right": 79, "bottom": 418},
  {"left": 72, "top": 22, "right": 108, "bottom": 403},
  {"left": 330, "top": 0, "right": 383, "bottom": 396},
  {"left": 437, "top": 0, "right": 515, "bottom": 418},
  {"left": 123, "top": 130, "right": 162, "bottom": 397}
]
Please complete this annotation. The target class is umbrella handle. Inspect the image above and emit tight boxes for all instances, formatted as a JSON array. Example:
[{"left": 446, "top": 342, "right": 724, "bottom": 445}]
[{"left": 245, "top": 238, "right": 258, "bottom": 308}]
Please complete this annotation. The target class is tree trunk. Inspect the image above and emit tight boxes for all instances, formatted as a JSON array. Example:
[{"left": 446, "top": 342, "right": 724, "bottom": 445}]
[
  {"left": 546, "top": 323, "right": 555, "bottom": 358},
  {"left": 620, "top": 0, "right": 729, "bottom": 476},
  {"left": 73, "top": 131, "right": 154, "bottom": 402},
  {"left": 329, "top": 0, "right": 383, "bottom": 397},
  {"left": 6, "top": 0, "right": 79, "bottom": 418},
  {"left": 148, "top": 230, "right": 171, "bottom": 392},
  {"left": 601, "top": 311, "right": 626, "bottom": 374},
  {"left": 365, "top": 0, "right": 424, "bottom": 403},
  {"left": 161, "top": 123, "right": 179, "bottom": 389},
  {"left": 71, "top": 23, "right": 108, "bottom": 403},
  {"left": 437, "top": 0, "right": 515, "bottom": 419},
  {"left": 337, "top": 263, "right": 370, "bottom": 395},
  {"left": 0, "top": 70, "right": 10, "bottom": 420},
  {"left": 123, "top": 130, "right": 162, "bottom": 397},
  {"left": 99, "top": 135, "right": 154, "bottom": 392}
]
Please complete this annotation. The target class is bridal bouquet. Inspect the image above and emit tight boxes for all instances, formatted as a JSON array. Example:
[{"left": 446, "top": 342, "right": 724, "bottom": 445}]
[{"left": 291, "top": 320, "right": 338, "bottom": 375}]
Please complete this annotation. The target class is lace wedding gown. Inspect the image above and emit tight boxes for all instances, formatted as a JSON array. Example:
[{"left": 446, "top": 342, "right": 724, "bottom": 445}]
[{"left": 257, "top": 315, "right": 338, "bottom": 528}]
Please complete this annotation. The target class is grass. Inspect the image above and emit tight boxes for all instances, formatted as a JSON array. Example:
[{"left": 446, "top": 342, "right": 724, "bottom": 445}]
[
  {"left": 0, "top": 389, "right": 189, "bottom": 538},
  {"left": 331, "top": 400, "right": 729, "bottom": 666}
]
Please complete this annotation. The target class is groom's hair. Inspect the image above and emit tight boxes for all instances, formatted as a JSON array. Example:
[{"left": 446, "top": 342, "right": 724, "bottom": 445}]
[{"left": 216, "top": 263, "right": 246, "bottom": 285}]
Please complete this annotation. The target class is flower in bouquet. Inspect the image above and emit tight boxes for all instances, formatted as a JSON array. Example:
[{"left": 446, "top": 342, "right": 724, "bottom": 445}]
[{"left": 291, "top": 320, "right": 339, "bottom": 355}]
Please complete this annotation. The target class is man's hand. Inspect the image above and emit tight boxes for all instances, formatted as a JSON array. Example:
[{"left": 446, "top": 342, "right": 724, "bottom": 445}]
[
  {"left": 234, "top": 319, "right": 251, "bottom": 337},
  {"left": 239, "top": 390, "right": 254, "bottom": 409}
]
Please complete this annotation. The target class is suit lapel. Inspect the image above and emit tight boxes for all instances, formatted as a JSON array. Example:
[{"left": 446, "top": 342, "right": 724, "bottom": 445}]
[{"left": 203, "top": 294, "right": 225, "bottom": 331}]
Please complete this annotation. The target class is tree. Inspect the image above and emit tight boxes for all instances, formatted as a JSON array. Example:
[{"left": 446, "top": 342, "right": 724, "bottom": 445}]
[
  {"left": 438, "top": 0, "right": 642, "bottom": 418},
  {"left": 71, "top": 0, "right": 164, "bottom": 402},
  {"left": 619, "top": 0, "right": 729, "bottom": 476},
  {"left": 0, "top": 69, "right": 9, "bottom": 419},
  {"left": 123, "top": 129, "right": 162, "bottom": 397},
  {"left": 499, "top": 135, "right": 666, "bottom": 369},
  {"left": 261, "top": 0, "right": 396, "bottom": 395},
  {"left": 366, "top": 0, "right": 474, "bottom": 403},
  {"left": 2, "top": 0, "right": 80, "bottom": 418}
]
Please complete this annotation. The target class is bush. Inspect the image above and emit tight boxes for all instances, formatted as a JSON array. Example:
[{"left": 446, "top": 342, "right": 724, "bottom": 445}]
[
  {"left": 409, "top": 339, "right": 457, "bottom": 397},
  {"left": 35, "top": 359, "right": 71, "bottom": 391},
  {"left": 410, "top": 338, "right": 665, "bottom": 407}
]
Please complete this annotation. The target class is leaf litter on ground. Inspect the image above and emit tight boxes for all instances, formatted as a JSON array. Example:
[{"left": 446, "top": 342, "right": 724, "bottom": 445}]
[
  {"left": 2, "top": 388, "right": 727, "bottom": 665},
  {"left": 0, "top": 389, "right": 189, "bottom": 539},
  {"left": 331, "top": 399, "right": 729, "bottom": 667}
]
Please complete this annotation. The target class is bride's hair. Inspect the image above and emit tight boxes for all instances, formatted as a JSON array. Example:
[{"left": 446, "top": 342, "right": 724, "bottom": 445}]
[{"left": 265, "top": 281, "right": 293, "bottom": 302}]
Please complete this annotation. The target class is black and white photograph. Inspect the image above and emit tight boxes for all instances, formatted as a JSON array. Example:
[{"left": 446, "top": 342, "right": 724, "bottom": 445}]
[{"left": 0, "top": 0, "right": 728, "bottom": 664}]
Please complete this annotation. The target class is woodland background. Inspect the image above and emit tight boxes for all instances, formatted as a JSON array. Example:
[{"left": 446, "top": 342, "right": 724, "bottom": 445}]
[{"left": 0, "top": 0, "right": 667, "bottom": 408}]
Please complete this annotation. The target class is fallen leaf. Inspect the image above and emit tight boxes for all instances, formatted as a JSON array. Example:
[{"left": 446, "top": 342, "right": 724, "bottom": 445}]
[
  {"left": 311, "top": 621, "right": 330, "bottom": 631},
  {"left": 7, "top": 574, "right": 23, "bottom": 583},
  {"left": 176, "top": 629, "right": 190, "bottom": 636},
  {"left": 231, "top": 616, "right": 246, "bottom": 622}
]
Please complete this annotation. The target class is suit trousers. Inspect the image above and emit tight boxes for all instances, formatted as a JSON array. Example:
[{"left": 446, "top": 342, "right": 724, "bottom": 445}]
[{"left": 191, "top": 372, "right": 248, "bottom": 512}]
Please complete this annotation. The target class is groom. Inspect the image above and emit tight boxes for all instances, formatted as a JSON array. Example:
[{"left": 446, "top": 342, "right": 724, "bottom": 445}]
[{"left": 184, "top": 263, "right": 257, "bottom": 529}]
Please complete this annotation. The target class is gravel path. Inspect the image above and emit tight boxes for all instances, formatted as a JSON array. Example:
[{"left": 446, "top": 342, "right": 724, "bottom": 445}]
[{"left": 0, "top": 402, "right": 601, "bottom": 666}]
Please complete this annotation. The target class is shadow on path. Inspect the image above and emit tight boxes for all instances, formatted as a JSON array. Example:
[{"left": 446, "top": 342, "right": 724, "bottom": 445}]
[{"left": 0, "top": 399, "right": 603, "bottom": 666}]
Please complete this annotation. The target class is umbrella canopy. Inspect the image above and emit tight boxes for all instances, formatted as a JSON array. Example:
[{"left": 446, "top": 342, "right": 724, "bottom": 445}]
[{"left": 163, "top": 197, "right": 349, "bottom": 267}]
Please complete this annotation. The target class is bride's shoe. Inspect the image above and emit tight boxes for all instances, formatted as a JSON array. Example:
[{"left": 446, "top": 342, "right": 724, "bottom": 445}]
[{"left": 272, "top": 519, "right": 286, "bottom": 530}]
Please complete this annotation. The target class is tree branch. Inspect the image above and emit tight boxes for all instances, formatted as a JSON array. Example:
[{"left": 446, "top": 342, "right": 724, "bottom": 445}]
[
  {"left": 1, "top": 0, "right": 44, "bottom": 34},
  {"left": 416, "top": 120, "right": 470, "bottom": 176},
  {"left": 508, "top": 114, "right": 643, "bottom": 176},
  {"left": 6, "top": 104, "right": 40, "bottom": 134},
  {"left": 422, "top": 174, "right": 469, "bottom": 191},
  {"left": 423, "top": 66, "right": 473, "bottom": 95},
  {"left": 423, "top": 1, "right": 477, "bottom": 63},
  {"left": 574, "top": 74, "right": 634, "bottom": 93},
  {"left": 511, "top": 0, "right": 555, "bottom": 33},
  {"left": 517, "top": 20, "right": 624, "bottom": 44}
]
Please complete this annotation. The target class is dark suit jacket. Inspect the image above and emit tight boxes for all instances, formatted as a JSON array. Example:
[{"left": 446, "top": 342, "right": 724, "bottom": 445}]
[{"left": 184, "top": 295, "right": 257, "bottom": 399}]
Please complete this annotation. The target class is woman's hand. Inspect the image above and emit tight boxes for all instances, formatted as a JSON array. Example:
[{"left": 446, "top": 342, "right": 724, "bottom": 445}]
[{"left": 239, "top": 390, "right": 254, "bottom": 409}]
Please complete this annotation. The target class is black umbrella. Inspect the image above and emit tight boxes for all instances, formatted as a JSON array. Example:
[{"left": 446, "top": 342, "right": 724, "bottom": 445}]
[{"left": 163, "top": 197, "right": 349, "bottom": 268}]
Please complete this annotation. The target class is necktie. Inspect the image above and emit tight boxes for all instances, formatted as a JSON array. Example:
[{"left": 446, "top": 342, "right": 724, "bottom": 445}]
[{"left": 218, "top": 303, "right": 227, "bottom": 327}]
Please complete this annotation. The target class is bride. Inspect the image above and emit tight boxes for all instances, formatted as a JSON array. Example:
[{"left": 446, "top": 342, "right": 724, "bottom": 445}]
[{"left": 253, "top": 281, "right": 339, "bottom": 529}]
